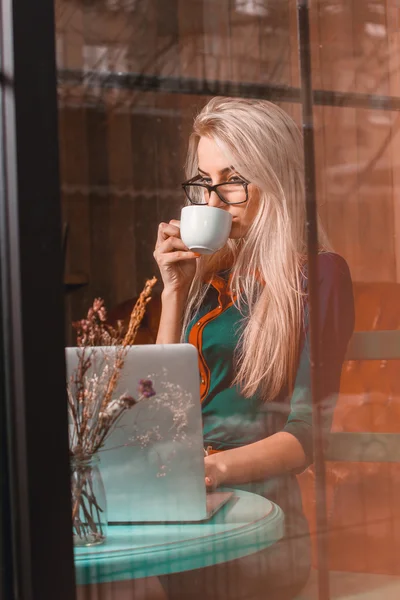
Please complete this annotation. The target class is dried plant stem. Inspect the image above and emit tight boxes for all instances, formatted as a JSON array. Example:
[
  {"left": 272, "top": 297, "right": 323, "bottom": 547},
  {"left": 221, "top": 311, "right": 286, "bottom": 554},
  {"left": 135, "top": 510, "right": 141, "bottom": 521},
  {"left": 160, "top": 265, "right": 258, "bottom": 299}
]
[
  {"left": 100, "top": 277, "right": 158, "bottom": 413},
  {"left": 72, "top": 463, "right": 105, "bottom": 545},
  {"left": 123, "top": 276, "right": 158, "bottom": 346}
]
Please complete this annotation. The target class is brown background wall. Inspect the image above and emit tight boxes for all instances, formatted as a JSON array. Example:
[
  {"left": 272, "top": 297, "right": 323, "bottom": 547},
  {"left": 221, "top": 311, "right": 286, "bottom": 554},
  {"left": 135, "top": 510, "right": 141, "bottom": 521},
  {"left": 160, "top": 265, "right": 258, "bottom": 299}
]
[{"left": 55, "top": 0, "right": 400, "bottom": 338}]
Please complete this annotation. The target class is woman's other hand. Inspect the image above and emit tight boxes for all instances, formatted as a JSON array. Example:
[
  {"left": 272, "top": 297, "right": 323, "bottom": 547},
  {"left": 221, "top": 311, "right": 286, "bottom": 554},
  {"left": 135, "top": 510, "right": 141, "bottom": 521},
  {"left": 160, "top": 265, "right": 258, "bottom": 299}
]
[
  {"left": 204, "top": 454, "right": 228, "bottom": 491},
  {"left": 153, "top": 220, "right": 200, "bottom": 296}
]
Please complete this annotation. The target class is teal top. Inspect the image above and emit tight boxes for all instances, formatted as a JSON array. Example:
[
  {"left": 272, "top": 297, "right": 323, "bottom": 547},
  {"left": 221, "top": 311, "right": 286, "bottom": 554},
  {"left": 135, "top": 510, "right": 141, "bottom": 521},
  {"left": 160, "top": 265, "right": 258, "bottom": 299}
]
[{"left": 185, "top": 252, "right": 355, "bottom": 536}]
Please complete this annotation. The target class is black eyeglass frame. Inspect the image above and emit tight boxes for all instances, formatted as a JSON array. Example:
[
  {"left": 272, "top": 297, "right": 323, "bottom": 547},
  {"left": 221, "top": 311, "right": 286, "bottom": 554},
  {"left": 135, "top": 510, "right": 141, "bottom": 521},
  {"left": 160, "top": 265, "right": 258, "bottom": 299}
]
[{"left": 181, "top": 174, "right": 250, "bottom": 205}]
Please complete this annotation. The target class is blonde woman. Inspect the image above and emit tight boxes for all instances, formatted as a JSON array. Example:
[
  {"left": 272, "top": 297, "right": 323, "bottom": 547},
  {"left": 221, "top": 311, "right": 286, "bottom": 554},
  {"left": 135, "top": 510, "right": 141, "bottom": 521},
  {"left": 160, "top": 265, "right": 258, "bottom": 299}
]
[{"left": 154, "top": 97, "right": 354, "bottom": 600}]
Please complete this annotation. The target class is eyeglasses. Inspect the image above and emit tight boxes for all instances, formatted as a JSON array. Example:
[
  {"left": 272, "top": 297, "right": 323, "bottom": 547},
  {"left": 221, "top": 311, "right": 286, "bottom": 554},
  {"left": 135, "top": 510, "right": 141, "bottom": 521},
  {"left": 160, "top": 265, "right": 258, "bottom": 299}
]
[{"left": 182, "top": 174, "right": 250, "bottom": 206}]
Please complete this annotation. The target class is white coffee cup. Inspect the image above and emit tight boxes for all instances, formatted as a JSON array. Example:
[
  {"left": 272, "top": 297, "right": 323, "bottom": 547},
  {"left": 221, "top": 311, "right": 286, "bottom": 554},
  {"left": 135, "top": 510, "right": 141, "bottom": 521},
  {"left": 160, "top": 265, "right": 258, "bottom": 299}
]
[{"left": 180, "top": 205, "right": 233, "bottom": 255}]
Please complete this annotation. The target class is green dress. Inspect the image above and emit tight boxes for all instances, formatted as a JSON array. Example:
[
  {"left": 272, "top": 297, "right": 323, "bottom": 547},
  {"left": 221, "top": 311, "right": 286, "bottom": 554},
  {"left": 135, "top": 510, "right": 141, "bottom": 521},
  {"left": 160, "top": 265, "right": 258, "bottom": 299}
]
[{"left": 179, "top": 252, "right": 355, "bottom": 597}]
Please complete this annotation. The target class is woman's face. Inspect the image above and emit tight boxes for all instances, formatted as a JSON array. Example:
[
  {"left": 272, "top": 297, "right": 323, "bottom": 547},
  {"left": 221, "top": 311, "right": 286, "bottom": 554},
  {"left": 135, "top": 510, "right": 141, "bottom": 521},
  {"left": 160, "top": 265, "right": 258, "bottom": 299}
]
[{"left": 196, "top": 136, "right": 260, "bottom": 239}]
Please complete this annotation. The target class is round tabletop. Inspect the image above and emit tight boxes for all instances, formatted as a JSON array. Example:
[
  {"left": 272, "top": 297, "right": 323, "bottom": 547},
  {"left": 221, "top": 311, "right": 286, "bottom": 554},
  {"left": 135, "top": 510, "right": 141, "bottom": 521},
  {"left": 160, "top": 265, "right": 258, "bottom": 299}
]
[{"left": 74, "top": 489, "right": 284, "bottom": 585}]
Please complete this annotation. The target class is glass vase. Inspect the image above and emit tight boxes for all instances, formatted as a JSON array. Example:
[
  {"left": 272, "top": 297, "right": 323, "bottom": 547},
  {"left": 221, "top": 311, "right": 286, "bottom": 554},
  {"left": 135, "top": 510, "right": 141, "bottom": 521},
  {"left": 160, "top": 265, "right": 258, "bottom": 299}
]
[{"left": 70, "top": 454, "right": 107, "bottom": 547}]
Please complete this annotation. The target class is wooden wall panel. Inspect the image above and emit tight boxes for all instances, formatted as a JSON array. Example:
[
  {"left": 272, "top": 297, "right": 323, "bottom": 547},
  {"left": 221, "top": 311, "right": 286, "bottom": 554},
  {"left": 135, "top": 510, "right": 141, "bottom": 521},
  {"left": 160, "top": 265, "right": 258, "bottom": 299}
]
[
  {"left": 259, "top": 2, "right": 292, "bottom": 86},
  {"left": 288, "top": 0, "right": 300, "bottom": 91},
  {"left": 177, "top": 0, "right": 205, "bottom": 79},
  {"left": 386, "top": 3, "right": 400, "bottom": 282},
  {"left": 228, "top": 7, "right": 261, "bottom": 83},
  {"left": 308, "top": 2, "right": 329, "bottom": 241},
  {"left": 107, "top": 111, "right": 137, "bottom": 303},
  {"left": 86, "top": 109, "right": 113, "bottom": 306},
  {"left": 59, "top": 106, "right": 91, "bottom": 342},
  {"left": 351, "top": 1, "right": 396, "bottom": 281},
  {"left": 156, "top": 0, "right": 180, "bottom": 78},
  {"left": 202, "top": 0, "right": 231, "bottom": 82},
  {"left": 353, "top": 109, "right": 396, "bottom": 282},
  {"left": 130, "top": 103, "right": 158, "bottom": 294},
  {"left": 313, "top": 0, "right": 360, "bottom": 275},
  {"left": 57, "top": 0, "right": 84, "bottom": 70}
]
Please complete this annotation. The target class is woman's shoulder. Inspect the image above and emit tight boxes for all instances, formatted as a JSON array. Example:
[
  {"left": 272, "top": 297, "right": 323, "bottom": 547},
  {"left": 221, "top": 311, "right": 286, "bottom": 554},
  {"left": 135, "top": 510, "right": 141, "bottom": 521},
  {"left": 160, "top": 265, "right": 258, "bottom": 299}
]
[
  {"left": 316, "top": 251, "right": 352, "bottom": 285},
  {"left": 302, "top": 251, "right": 352, "bottom": 284},
  {"left": 303, "top": 252, "right": 355, "bottom": 332},
  {"left": 302, "top": 252, "right": 354, "bottom": 309}
]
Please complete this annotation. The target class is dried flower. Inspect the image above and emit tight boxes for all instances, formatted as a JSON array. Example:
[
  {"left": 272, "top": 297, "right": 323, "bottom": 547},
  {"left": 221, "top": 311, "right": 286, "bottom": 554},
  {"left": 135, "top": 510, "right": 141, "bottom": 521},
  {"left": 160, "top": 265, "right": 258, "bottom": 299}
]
[
  {"left": 72, "top": 297, "right": 125, "bottom": 347},
  {"left": 119, "top": 393, "right": 137, "bottom": 408},
  {"left": 138, "top": 379, "right": 156, "bottom": 398}
]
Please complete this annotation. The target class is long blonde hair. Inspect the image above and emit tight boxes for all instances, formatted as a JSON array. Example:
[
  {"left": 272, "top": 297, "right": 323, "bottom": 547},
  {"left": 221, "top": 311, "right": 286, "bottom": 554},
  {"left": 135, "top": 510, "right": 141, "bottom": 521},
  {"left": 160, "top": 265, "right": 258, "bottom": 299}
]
[{"left": 182, "top": 97, "right": 330, "bottom": 400}]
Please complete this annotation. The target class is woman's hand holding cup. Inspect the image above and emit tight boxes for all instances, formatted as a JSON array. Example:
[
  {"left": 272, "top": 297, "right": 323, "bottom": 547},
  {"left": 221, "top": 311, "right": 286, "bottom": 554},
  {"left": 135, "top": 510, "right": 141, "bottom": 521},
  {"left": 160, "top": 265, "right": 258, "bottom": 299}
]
[
  {"left": 155, "top": 207, "right": 232, "bottom": 297},
  {"left": 153, "top": 219, "right": 200, "bottom": 296}
]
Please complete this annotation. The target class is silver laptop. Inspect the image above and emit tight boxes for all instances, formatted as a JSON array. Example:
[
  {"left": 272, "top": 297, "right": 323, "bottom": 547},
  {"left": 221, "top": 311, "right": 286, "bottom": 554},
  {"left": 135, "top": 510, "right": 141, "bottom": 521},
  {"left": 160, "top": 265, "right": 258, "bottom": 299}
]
[{"left": 65, "top": 344, "right": 232, "bottom": 522}]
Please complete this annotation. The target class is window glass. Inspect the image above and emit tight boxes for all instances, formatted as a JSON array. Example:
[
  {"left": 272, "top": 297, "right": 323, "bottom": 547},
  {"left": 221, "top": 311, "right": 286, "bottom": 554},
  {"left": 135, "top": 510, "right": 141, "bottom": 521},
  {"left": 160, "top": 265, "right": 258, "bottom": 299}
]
[{"left": 54, "top": 2, "right": 400, "bottom": 598}]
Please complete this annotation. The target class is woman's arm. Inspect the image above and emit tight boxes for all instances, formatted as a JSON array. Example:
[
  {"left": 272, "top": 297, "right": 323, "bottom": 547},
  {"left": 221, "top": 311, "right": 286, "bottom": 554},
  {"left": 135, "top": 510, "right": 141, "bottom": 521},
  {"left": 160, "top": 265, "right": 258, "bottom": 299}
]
[
  {"left": 153, "top": 219, "right": 199, "bottom": 344},
  {"left": 156, "top": 290, "right": 188, "bottom": 344},
  {"left": 205, "top": 252, "right": 355, "bottom": 489},
  {"left": 205, "top": 431, "right": 306, "bottom": 488}
]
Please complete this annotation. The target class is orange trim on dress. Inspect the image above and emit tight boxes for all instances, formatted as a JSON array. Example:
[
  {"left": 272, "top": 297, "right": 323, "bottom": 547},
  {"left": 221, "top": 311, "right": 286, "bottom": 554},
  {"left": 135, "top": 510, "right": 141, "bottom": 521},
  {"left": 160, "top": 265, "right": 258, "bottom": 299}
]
[
  {"left": 188, "top": 272, "right": 236, "bottom": 402},
  {"left": 205, "top": 446, "right": 224, "bottom": 455}
]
